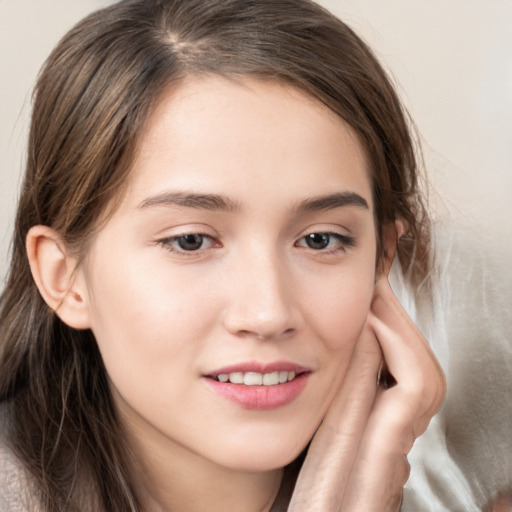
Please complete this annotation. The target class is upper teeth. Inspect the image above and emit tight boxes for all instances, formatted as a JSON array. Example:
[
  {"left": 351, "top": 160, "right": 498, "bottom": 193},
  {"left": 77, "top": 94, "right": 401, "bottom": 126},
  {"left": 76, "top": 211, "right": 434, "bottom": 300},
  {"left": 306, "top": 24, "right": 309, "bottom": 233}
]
[{"left": 216, "top": 371, "right": 296, "bottom": 386}]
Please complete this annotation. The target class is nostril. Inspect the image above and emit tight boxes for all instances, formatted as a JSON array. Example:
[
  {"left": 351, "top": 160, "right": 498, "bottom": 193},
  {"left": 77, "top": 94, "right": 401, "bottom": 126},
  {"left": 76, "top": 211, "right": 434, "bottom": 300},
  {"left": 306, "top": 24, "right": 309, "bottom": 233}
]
[{"left": 254, "top": 328, "right": 296, "bottom": 341}]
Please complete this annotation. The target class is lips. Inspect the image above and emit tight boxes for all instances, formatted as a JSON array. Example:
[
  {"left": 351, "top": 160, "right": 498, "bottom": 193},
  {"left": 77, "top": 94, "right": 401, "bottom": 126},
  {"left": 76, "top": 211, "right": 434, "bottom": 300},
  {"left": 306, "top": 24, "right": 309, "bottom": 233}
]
[{"left": 203, "top": 361, "right": 310, "bottom": 410}]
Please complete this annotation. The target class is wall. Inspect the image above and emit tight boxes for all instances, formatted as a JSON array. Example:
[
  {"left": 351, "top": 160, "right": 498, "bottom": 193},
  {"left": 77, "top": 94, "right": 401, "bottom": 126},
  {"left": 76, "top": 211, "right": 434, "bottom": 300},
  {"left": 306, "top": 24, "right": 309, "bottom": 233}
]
[{"left": 1, "top": 0, "right": 511, "bottom": 285}]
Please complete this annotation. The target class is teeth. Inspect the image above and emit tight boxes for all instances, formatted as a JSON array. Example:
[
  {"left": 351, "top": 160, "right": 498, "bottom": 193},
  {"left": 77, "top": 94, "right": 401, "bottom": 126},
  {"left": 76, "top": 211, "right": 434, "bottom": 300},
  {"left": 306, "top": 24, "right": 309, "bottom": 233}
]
[
  {"left": 229, "top": 372, "right": 244, "bottom": 384},
  {"left": 215, "top": 371, "right": 298, "bottom": 385},
  {"left": 263, "top": 371, "right": 279, "bottom": 386},
  {"left": 244, "top": 372, "right": 263, "bottom": 385}
]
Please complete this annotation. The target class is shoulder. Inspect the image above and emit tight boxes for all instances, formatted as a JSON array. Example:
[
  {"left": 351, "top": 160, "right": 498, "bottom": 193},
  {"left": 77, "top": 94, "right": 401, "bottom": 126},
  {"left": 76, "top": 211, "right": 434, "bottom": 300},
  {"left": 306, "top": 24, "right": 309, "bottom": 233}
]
[
  {"left": 0, "top": 411, "right": 42, "bottom": 512},
  {"left": 0, "top": 406, "right": 100, "bottom": 512}
]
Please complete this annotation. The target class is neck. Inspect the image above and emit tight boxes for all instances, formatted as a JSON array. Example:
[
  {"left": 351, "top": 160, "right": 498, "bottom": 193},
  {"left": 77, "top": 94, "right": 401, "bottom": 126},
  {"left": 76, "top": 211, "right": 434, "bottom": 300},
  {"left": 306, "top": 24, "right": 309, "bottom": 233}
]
[
  {"left": 120, "top": 411, "right": 283, "bottom": 512},
  {"left": 136, "top": 441, "right": 283, "bottom": 512}
]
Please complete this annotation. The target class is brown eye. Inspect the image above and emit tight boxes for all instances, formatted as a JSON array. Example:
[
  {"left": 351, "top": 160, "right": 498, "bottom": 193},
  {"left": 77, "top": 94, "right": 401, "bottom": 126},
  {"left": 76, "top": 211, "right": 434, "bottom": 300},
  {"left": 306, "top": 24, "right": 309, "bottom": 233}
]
[
  {"left": 304, "top": 233, "right": 331, "bottom": 250},
  {"left": 296, "top": 232, "right": 356, "bottom": 253},
  {"left": 176, "top": 234, "right": 205, "bottom": 251},
  {"left": 158, "top": 233, "right": 218, "bottom": 254}
]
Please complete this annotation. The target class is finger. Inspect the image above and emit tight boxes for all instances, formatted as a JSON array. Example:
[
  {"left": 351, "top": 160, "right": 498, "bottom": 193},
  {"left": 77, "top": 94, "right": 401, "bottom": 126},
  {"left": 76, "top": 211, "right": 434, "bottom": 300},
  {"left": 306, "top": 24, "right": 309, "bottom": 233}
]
[
  {"left": 339, "top": 277, "right": 445, "bottom": 512},
  {"left": 371, "top": 277, "right": 445, "bottom": 412},
  {"left": 320, "top": 325, "right": 382, "bottom": 433},
  {"left": 371, "top": 314, "right": 445, "bottom": 434},
  {"left": 372, "top": 276, "right": 428, "bottom": 348},
  {"left": 288, "top": 325, "right": 382, "bottom": 511},
  {"left": 369, "top": 314, "right": 424, "bottom": 394},
  {"left": 340, "top": 331, "right": 441, "bottom": 511}
]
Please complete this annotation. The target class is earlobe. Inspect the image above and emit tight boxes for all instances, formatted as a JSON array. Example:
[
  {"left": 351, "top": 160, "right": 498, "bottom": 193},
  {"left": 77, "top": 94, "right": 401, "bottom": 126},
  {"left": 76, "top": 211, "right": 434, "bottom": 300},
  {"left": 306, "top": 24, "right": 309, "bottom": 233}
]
[
  {"left": 26, "top": 225, "right": 91, "bottom": 329},
  {"left": 377, "top": 220, "right": 405, "bottom": 278}
]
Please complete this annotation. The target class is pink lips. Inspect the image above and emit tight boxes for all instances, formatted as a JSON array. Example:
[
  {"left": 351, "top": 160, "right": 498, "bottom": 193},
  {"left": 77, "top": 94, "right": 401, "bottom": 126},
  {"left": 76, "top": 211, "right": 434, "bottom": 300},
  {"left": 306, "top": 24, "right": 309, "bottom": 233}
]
[{"left": 203, "top": 361, "right": 310, "bottom": 410}]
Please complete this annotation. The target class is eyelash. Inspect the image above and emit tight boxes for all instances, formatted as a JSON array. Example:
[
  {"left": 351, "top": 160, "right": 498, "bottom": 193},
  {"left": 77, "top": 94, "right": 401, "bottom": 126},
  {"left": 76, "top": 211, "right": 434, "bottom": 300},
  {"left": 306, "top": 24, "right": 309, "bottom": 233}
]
[
  {"left": 157, "top": 233, "right": 218, "bottom": 254},
  {"left": 295, "top": 232, "right": 356, "bottom": 254},
  {"left": 157, "top": 231, "right": 355, "bottom": 257}
]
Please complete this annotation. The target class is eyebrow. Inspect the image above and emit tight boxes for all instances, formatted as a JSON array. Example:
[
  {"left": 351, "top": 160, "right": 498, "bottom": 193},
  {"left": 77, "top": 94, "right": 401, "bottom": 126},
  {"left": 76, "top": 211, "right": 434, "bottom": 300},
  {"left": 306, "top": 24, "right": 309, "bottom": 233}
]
[
  {"left": 294, "top": 192, "right": 369, "bottom": 213},
  {"left": 138, "top": 190, "right": 369, "bottom": 214},
  {"left": 139, "top": 191, "right": 240, "bottom": 212}
]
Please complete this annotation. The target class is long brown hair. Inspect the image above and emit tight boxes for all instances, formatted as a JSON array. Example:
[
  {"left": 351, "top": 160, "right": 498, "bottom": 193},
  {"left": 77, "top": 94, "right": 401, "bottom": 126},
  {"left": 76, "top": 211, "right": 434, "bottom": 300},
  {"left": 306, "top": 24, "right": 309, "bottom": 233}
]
[{"left": 0, "top": 0, "right": 430, "bottom": 510}]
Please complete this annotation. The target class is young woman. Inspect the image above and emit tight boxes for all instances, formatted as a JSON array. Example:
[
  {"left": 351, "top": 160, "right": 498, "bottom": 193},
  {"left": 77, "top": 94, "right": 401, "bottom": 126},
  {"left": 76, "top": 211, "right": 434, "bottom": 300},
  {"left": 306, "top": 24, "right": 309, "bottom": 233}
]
[{"left": 0, "top": 0, "right": 445, "bottom": 510}]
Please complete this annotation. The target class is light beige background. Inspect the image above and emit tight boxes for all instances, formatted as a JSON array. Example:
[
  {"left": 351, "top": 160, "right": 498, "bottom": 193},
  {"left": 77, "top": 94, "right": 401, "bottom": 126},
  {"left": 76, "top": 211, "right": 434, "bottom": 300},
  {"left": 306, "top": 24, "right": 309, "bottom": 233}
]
[{"left": 1, "top": 0, "right": 511, "bottom": 286}]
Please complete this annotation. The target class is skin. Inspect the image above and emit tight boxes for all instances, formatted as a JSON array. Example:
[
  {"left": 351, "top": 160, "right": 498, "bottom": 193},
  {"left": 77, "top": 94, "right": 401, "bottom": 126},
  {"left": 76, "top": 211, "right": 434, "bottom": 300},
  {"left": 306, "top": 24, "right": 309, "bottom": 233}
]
[{"left": 27, "top": 77, "right": 446, "bottom": 512}]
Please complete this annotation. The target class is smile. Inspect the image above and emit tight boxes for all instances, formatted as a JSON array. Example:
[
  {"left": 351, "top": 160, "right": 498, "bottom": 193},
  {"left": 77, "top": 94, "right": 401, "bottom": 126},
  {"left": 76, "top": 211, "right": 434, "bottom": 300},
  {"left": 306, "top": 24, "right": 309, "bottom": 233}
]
[
  {"left": 204, "top": 364, "right": 310, "bottom": 410},
  {"left": 214, "top": 371, "right": 297, "bottom": 386}
]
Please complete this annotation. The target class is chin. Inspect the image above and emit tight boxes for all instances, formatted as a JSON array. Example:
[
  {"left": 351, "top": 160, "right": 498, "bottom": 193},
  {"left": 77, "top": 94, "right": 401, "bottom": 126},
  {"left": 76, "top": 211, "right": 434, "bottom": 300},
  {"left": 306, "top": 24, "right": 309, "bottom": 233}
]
[{"left": 214, "top": 434, "right": 310, "bottom": 473}]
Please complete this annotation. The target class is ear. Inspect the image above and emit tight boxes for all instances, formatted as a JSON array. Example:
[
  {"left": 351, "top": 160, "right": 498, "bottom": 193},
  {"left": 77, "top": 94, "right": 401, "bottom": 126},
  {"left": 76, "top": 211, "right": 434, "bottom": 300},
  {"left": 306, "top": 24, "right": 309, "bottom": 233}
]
[
  {"left": 377, "top": 220, "right": 405, "bottom": 278},
  {"left": 26, "top": 225, "right": 91, "bottom": 329}
]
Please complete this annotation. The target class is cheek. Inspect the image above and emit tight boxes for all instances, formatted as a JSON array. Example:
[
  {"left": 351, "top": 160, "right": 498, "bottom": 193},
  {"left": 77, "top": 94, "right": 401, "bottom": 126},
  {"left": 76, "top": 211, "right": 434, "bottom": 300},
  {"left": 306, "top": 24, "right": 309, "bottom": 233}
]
[
  {"left": 83, "top": 251, "right": 218, "bottom": 378},
  {"left": 300, "top": 261, "right": 376, "bottom": 353},
  {"left": 310, "top": 284, "right": 373, "bottom": 353},
  {"left": 292, "top": 261, "right": 375, "bottom": 433}
]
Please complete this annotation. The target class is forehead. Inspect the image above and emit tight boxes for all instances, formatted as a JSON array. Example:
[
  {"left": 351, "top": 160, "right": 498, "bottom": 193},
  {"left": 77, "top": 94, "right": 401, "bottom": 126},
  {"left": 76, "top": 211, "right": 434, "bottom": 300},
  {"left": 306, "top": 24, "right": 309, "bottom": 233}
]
[{"left": 124, "top": 76, "right": 372, "bottom": 209}]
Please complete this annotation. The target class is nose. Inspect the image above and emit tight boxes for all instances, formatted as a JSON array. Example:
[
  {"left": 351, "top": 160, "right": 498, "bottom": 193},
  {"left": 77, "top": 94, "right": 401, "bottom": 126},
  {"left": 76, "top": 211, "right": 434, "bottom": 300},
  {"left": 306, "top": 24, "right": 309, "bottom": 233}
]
[{"left": 222, "top": 249, "right": 299, "bottom": 341}]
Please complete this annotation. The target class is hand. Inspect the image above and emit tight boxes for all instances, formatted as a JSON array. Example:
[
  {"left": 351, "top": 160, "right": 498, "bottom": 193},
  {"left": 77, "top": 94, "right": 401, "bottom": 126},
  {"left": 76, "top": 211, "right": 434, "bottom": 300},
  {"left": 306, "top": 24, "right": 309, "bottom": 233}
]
[{"left": 288, "top": 276, "right": 446, "bottom": 512}]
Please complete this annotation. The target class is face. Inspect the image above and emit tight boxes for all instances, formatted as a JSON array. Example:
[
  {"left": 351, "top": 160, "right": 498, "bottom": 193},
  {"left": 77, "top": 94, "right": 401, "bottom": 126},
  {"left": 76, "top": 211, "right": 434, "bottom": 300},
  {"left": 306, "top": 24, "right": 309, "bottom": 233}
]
[{"left": 79, "top": 76, "right": 377, "bottom": 474}]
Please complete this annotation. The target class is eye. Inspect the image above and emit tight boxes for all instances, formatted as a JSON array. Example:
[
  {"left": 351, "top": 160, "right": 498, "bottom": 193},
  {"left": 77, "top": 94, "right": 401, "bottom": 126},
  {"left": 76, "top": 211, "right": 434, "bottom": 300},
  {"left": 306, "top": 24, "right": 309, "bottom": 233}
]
[
  {"left": 157, "top": 233, "right": 219, "bottom": 253},
  {"left": 296, "top": 232, "right": 355, "bottom": 252},
  {"left": 175, "top": 234, "right": 207, "bottom": 251}
]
